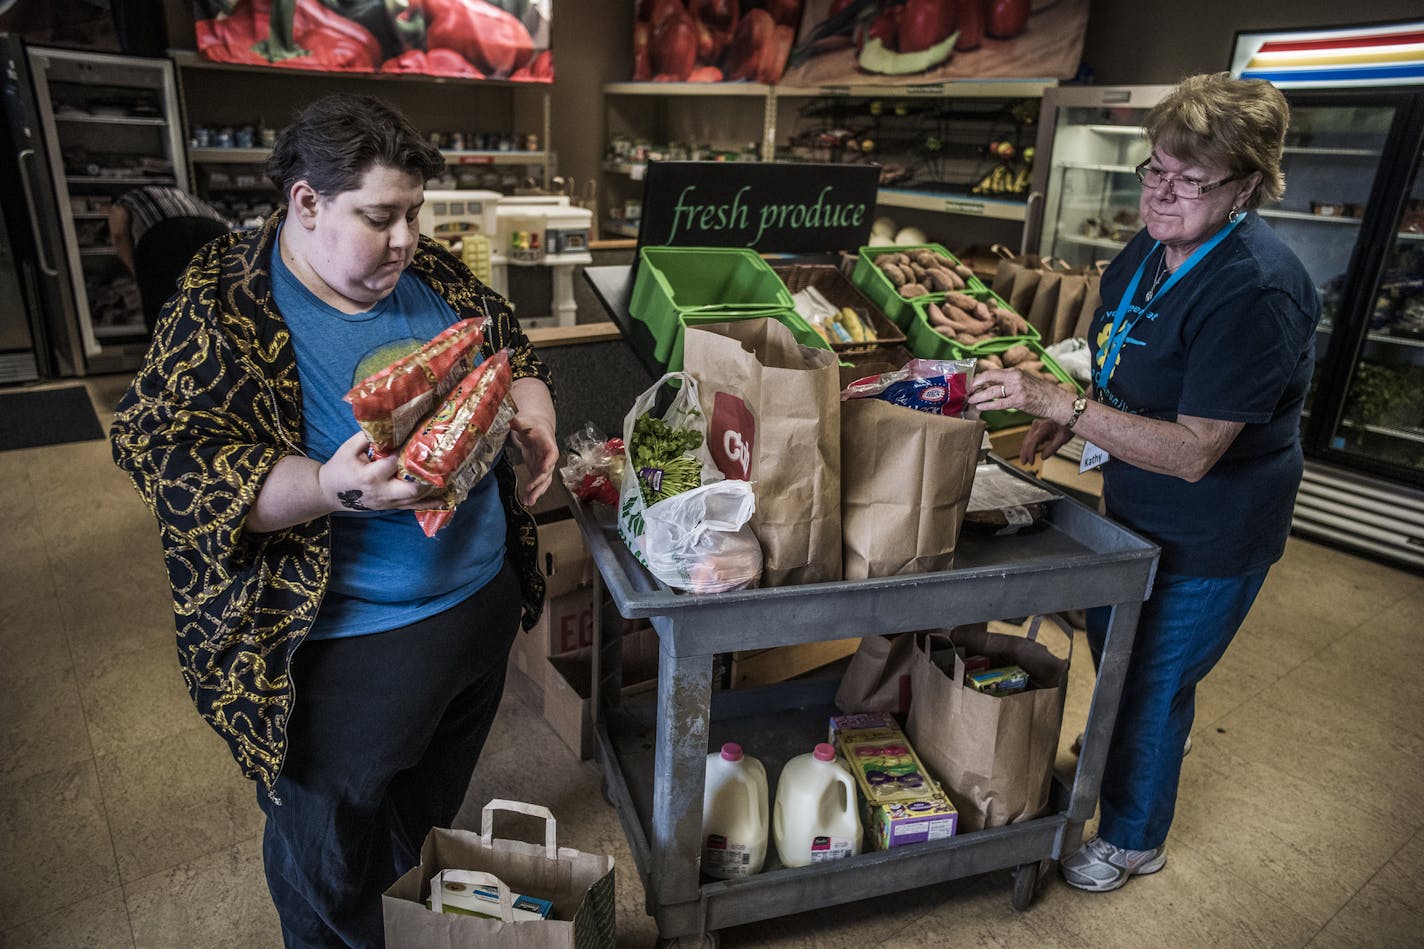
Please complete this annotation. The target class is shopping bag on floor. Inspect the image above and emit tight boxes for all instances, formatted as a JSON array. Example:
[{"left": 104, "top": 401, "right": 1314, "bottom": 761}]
[
  {"left": 835, "top": 633, "right": 915, "bottom": 715},
  {"left": 382, "top": 799, "right": 615, "bottom": 948},
  {"left": 840, "top": 397, "right": 985, "bottom": 579},
  {"left": 683, "top": 318, "right": 843, "bottom": 586},
  {"left": 906, "top": 616, "right": 1073, "bottom": 832}
]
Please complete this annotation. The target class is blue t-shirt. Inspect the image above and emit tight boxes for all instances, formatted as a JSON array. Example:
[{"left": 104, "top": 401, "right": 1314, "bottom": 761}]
[
  {"left": 1089, "top": 212, "right": 1319, "bottom": 576},
  {"left": 271, "top": 238, "right": 506, "bottom": 639}
]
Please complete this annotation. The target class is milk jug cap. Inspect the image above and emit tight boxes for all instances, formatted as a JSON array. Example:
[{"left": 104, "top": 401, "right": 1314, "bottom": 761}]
[
  {"left": 813, "top": 742, "right": 836, "bottom": 762},
  {"left": 720, "top": 742, "right": 744, "bottom": 762}
]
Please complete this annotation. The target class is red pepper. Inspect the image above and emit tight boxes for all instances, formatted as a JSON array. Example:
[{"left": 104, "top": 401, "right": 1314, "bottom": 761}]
[
  {"left": 411, "top": 0, "right": 534, "bottom": 79},
  {"left": 427, "top": 46, "right": 486, "bottom": 78},
  {"left": 196, "top": 0, "right": 382, "bottom": 71}
]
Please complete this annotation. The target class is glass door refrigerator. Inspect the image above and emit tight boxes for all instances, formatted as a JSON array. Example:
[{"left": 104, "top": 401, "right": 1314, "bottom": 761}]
[
  {"left": 1027, "top": 74, "right": 1424, "bottom": 569},
  {"left": 5, "top": 40, "right": 190, "bottom": 375}
]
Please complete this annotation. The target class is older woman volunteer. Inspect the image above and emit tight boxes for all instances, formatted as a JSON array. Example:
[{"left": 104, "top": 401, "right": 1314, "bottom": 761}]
[
  {"left": 111, "top": 94, "right": 557, "bottom": 945},
  {"left": 968, "top": 72, "right": 1318, "bottom": 892}
]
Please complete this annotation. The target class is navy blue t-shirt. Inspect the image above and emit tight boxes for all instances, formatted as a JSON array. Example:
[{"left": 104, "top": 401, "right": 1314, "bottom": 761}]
[{"left": 1088, "top": 212, "right": 1319, "bottom": 576}]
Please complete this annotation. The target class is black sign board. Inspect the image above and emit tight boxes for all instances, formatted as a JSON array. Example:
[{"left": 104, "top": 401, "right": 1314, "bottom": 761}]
[{"left": 635, "top": 160, "right": 880, "bottom": 257}]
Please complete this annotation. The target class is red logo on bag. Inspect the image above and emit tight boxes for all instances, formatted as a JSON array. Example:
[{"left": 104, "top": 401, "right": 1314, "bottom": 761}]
[{"left": 710, "top": 392, "right": 755, "bottom": 481}]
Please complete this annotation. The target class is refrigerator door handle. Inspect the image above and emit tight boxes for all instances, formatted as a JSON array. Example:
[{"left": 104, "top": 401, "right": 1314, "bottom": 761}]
[
  {"left": 1021, "top": 190, "right": 1044, "bottom": 257},
  {"left": 17, "top": 148, "right": 60, "bottom": 277}
]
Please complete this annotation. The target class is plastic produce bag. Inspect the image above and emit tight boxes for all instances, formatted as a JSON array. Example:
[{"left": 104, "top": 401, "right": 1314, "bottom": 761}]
[{"left": 616, "top": 372, "right": 761, "bottom": 593}]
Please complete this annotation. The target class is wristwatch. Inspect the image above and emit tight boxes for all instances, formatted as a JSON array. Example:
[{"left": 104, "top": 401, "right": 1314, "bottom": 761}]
[{"left": 1066, "top": 394, "right": 1089, "bottom": 430}]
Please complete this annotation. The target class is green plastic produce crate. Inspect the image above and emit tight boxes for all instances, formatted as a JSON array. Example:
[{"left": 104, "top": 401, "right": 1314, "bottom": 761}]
[
  {"left": 849, "top": 244, "right": 988, "bottom": 331},
  {"left": 630, "top": 246, "right": 795, "bottom": 365},
  {"left": 920, "top": 286, "right": 1040, "bottom": 352}
]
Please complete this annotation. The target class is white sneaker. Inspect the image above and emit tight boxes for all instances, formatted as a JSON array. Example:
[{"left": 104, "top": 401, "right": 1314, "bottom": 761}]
[{"left": 1059, "top": 835, "right": 1167, "bottom": 892}]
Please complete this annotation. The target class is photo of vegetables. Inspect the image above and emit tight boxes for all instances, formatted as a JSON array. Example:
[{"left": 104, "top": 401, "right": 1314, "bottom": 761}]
[
  {"left": 778, "top": 0, "right": 1088, "bottom": 87},
  {"left": 193, "top": 0, "right": 553, "bottom": 81},
  {"left": 633, "top": 0, "right": 805, "bottom": 84}
]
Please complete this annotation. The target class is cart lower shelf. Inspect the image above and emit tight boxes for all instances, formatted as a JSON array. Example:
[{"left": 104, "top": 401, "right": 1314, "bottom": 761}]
[{"left": 596, "top": 675, "right": 1079, "bottom": 938}]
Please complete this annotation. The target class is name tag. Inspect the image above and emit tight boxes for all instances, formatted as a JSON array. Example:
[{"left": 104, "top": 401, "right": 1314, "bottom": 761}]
[{"left": 1080, "top": 440, "right": 1109, "bottom": 473}]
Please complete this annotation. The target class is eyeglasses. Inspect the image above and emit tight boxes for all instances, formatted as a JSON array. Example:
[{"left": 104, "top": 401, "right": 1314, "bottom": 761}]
[{"left": 1135, "top": 159, "right": 1240, "bottom": 200}]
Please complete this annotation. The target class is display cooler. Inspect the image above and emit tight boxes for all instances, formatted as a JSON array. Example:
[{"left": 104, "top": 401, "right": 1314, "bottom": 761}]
[
  {"left": 1, "top": 38, "right": 189, "bottom": 375},
  {"left": 1023, "top": 25, "right": 1424, "bottom": 570}
]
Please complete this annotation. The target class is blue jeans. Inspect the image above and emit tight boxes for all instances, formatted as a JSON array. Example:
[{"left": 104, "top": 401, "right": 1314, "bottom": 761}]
[
  {"left": 257, "top": 560, "right": 521, "bottom": 949},
  {"left": 1086, "top": 569, "right": 1268, "bottom": 851}
]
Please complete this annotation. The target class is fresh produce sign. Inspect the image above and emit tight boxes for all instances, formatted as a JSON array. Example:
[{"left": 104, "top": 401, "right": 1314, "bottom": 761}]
[{"left": 193, "top": 0, "right": 554, "bottom": 81}]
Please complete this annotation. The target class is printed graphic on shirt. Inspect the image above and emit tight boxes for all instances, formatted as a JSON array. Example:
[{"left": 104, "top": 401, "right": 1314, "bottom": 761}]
[
  {"left": 1093, "top": 300, "right": 1161, "bottom": 413},
  {"left": 352, "top": 338, "right": 423, "bottom": 387}
]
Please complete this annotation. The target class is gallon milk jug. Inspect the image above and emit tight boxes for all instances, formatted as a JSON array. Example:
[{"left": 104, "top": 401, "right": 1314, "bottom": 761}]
[
  {"left": 773, "top": 743, "right": 863, "bottom": 867},
  {"left": 701, "top": 743, "right": 769, "bottom": 879}
]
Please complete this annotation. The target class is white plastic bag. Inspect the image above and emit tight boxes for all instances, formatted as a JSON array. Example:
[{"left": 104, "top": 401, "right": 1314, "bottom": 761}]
[
  {"left": 616, "top": 373, "right": 762, "bottom": 594},
  {"left": 643, "top": 480, "right": 762, "bottom": 593}
]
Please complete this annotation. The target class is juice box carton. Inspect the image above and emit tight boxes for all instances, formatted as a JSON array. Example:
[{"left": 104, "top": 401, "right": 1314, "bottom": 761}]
[
  {"left": 425, "top": 875, "right": 554, "bottom": 922},
  {"left": 863, "top": 783, "right": 959, "bottom": 849}
]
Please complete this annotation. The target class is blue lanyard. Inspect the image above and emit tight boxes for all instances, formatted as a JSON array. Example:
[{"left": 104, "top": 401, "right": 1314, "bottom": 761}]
[{"left": 1094, "top": 215, "right": 1244, "bottom": 392}]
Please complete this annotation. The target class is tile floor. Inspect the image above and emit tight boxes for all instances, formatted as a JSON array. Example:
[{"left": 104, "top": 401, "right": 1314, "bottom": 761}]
[{"left": 2, "top": 377, "right": 1423, "bottom": 948}]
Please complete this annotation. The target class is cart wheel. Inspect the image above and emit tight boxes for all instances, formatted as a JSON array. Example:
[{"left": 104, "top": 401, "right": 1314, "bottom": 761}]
[
  {"left": 658, "top": 933, "right": 718, "bottom": 949},
  {"left": 1011, "top": 860, "right": 1043, "bottom": 911}
]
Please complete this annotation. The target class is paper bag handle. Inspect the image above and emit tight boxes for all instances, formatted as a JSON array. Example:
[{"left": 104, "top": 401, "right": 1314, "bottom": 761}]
[
  {"left": 481, "top": 799, "right": 558, "bottom": 858},
  {"left": 1023, "top": 613, "right": 1076, "bottom": 662},
  {"left": 428, "top": 869, "right": 514, "bottom": 920},
  {"left": 990, "top": 242, "right": 1017, "bottom": 261}
]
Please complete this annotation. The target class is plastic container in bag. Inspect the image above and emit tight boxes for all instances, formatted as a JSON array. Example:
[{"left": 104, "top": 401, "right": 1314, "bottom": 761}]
[
  {"left": 773, "top": 743, "right": 863, "bottom": 867},
  {"left": 701, "top": 743, "right": 769, "bottom": 879}
]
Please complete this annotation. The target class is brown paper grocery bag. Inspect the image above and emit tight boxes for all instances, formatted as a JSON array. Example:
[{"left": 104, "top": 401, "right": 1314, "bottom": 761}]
[
  {"left": 1072, "top": 261, "right": 1109, "bottom": 341},
  {"left": 382, "top": 800, "right": 615, "bottom": 948},
  {"left": 1049, "top": 269, "right": 1090, "bottom": 345},
  {"left": 834, "top": 633, "right": 915, "bottom": 715},
  {"left": 683, "top": 319, "right": 843, "bottom": 586},
  {"left": 840, "top": 398, "right": 985, "bottom": 579},
  {"left": 906, "top": 618, "right": 1073, "bottom": 832}
]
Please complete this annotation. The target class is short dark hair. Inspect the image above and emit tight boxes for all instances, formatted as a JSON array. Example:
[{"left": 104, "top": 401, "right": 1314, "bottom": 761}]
[{"left": 266, "top": 93, "right": 444, "bottom": 199}]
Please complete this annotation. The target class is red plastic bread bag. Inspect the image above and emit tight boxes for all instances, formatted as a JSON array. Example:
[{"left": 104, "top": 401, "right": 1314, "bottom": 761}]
[
  {"left": 343, "top": 317, "right": 487, "bottom": 456},
  {"left": 399, "top": 349, "right": 516, "bottom": 537}
]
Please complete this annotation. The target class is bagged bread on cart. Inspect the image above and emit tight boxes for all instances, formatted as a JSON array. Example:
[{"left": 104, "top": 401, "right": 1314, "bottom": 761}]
[
  {"left": 682, "top": 318, "right": 842, "bottom": 586},
  {"left": 615, "top": 371, "right": 761, "bottom": 593},
  {"left": 382, "top": 799, "right": 615, "bottom": 948}
]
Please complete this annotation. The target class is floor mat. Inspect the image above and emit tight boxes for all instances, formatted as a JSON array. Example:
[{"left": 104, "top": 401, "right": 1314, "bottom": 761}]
[{"left": 0, "top": 386, "right": 105, "bottom": 450}]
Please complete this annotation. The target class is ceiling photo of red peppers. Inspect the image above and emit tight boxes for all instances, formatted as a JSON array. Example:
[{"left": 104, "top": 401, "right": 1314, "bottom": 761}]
[
  {"left": 632, "top": 0, "right": 805, "bottom": 84},
  {"left": 192, "top": 0, "right": 554, "bottom": 82},
  {"left": 777, "top": 0, "right": 1088, "bottom": 86}
]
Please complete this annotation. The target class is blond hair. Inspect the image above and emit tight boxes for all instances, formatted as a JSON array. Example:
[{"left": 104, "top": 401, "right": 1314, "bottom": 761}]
[{"left": 1144, "top": 72, "right": 1289, "bottom": 209}]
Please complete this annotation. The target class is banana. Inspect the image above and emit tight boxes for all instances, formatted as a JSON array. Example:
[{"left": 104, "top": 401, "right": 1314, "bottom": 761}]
[{"left": 838, "top": 307, "right": 870, "bottom": 342}]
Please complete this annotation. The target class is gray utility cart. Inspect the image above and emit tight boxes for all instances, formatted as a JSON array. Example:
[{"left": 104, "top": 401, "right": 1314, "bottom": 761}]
[{"left": 569, "top": 481, "right": 1158, "bottom": 948}]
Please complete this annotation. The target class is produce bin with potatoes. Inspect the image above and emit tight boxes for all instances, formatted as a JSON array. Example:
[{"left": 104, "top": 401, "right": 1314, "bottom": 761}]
[
  {"left": 774, "top": 263, "right": 907, "bottom": 356},
  {"left": 970, "top": 339, "right": 1083, "bottom": 430},
  {"left": 850, "top": 244, "right": 987, "bottom": 329},
  {"left": 913, "top": 288, "right": 1038, "bottom": 355}
]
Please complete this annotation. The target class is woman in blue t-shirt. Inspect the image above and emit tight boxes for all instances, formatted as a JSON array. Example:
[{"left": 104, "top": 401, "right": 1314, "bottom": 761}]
[{"left": 967, "top": 73, "right": 1319, "bottom": 893}]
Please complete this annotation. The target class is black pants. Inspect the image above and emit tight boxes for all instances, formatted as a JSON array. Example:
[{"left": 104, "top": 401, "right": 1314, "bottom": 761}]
[{"left": 257, "top": 561, "right": 522, "bottom": 948}]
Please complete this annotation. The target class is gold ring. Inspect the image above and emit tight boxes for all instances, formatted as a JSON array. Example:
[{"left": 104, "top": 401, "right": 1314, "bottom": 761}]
[{"left": 1000, "top": 384, "right": 1008, "bottom": 400}]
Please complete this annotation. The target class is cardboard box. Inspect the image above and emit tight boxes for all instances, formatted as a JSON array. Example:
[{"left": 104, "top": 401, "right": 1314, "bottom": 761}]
[
  {"left": 544, "top": 624, "right": 661, "bottom": 759},
  {"left": 862, "top": 787, "right": 959, "bottom": 850},
  {"left": 730, "top": 638, "right": 861, "bottom": 688},
  {"left": 537, "top": 514, "right": 593, "bottom": 600},
  {"left": 508, "top": 587, "right": 597, "bottom": 690}
]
